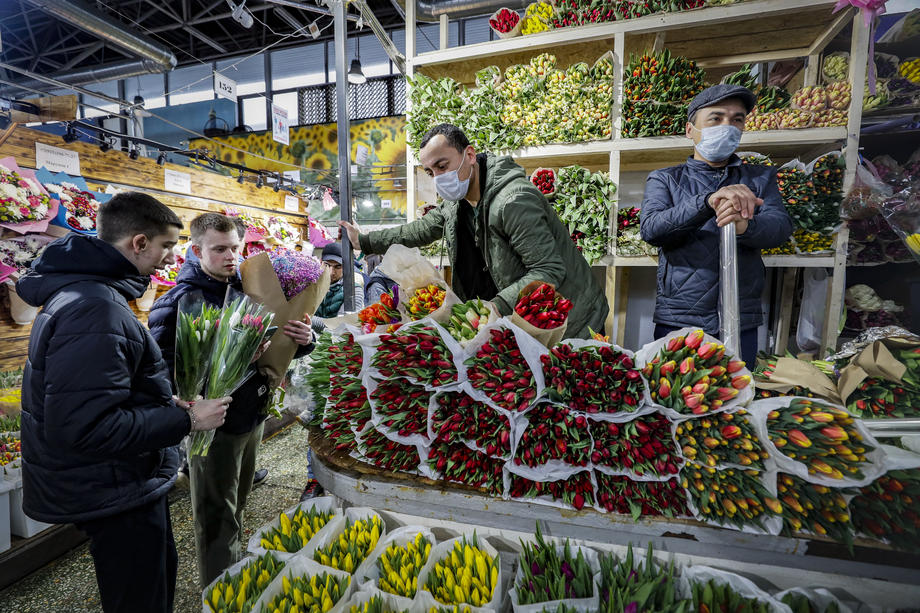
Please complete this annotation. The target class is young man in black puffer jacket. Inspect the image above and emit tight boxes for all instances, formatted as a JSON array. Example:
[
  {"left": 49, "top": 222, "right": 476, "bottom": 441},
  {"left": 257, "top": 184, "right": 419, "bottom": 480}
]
[
  {"left": 148, "top": 212, "right": 315, "bottom": 586},
  {"left": 16, "top": 193, "right": 230, "bottom": 613}
]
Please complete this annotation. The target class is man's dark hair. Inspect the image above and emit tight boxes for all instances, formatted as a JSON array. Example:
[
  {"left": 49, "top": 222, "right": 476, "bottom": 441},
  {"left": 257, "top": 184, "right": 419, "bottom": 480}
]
[
  {"left": 420, "top": 123, "right": 470, "bottom": 152},
  {"left": 230, "top": 216, "right": 247, "bottom": 240},
  {"left": 97, "top": 191, "right": 182, "bottom": 243},
  {"left": 190, "top": 213, "right": 240, "bottom": 243}
]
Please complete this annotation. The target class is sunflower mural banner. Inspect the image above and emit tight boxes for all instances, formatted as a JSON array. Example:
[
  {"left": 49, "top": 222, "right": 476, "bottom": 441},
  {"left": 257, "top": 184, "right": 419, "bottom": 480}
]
[{"left": 190, "top": 116, "right": 407, "bottom": 224}]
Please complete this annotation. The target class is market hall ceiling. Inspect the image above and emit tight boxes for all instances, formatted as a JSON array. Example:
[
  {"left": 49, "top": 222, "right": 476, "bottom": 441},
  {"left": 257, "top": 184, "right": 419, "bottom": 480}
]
[{"left": 0, "top": 0, "right": 404, "bottom": 80}]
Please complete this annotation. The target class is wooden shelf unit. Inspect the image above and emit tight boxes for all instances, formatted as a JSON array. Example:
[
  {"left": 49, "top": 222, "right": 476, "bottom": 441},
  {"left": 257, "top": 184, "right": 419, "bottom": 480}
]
[{"left": 404, "top": 0, "right": 868, "bottom": 355}]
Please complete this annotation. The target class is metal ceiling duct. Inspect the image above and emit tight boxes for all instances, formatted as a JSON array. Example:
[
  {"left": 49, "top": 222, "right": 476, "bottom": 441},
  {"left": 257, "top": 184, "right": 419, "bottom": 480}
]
[
  {"left": 3, "top": 0, "right": 176, "bottom": 94},
  {"left": 390, "top": 0, "right": 529, "bottom": 22}
]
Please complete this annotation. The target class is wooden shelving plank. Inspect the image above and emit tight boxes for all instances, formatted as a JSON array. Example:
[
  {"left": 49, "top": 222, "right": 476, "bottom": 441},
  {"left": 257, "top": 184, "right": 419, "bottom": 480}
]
[
  {"left": 413, "top": 0, "right": 840, "bottom": 82},
  {"left": 612, "top": 254, "right": 837, "bottom": 268}
]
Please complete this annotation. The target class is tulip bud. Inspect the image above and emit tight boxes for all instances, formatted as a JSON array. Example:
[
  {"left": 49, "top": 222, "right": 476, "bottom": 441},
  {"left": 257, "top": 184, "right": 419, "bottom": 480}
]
[
  {"left": 685, "top": 329, "right": 704, "bottom": 350},
  {"left": 726, "top": 360, "right": 746, "bottom": 373},
  {"left": 788, "top": 429, "right": 811, "bottom": 448},
  {"left": 697, "top": 343, "right": 718, "bottom": 359}
]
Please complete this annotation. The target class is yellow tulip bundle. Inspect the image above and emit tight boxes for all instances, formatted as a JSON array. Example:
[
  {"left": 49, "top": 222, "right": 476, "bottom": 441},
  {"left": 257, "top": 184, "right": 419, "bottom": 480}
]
[
  {"left": 263, "top": 572, "right": 350, "bottom": 613},
  {"left": 260, "top": 506, "right": 335, "bottom": 554},
  {"left": 347, "top": 594, "right": 409, "bottom": 613},
  {"left": 205, "top": 552, "right": 284, "bottom": 613},
  {"left": 425, "top": 535, "right": 499, "bottom": 608},
  {"left": 428, "top": 607, "right": 474, "bottom": 613},
  {"left": 313, "top": 515, "right": 383, "bottom": 574},
  {"left": 375, "top": 532, "right": 432, "bottom": 599}
]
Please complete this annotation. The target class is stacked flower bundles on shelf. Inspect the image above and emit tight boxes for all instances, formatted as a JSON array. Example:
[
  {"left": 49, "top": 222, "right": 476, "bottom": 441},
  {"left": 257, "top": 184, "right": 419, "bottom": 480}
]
[{"left": 0, "top": 158, "right": 52, "bottom": 227}]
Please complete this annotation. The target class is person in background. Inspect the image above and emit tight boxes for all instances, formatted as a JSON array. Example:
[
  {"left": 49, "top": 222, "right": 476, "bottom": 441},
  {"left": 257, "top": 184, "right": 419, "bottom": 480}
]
[
  {"left": 338, "top": 123, "right": 608, "bottom": 338},
  {"left": 16, "top": 193, "right": 229, "bottom": 613},
  {"left": 313, "top": 241, "right": 364, "bottom": 326},
  {"left": 148, "top": 212, "right": 315, "bottom": 586},
  {"left": 639, "top": 84, "right": 794, "bottom": 367},
  {"left": 363, "top": 254, "right": 398, "bottom": 306},
  {"left": 176, "top": 216, "right": 269, "bottom": 490}
]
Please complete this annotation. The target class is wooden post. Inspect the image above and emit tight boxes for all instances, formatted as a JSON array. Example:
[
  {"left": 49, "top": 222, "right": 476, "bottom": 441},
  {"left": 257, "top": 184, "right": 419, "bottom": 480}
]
[
  {"left": 440, "top": 14, "right": 449, "bottom": 50},
  {"left": 821, "top": 12, "right": 869, "bottom": 354}
]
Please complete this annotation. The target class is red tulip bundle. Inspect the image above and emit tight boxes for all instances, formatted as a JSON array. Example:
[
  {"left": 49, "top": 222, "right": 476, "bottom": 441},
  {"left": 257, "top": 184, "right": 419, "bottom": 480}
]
[
  {"left": 514, "top": 283, "right": 572, "bottom": 330},
  {"left": 595, "top": 474, "right": 689, "bottom": 518},
  {"left": 541, "top": 343, "right": 644, "bottom": 413},
  {"left": 589, "top": 413, "right": 680, "bottom": 478},
  {"left": 371, "top": 325, "right": 458, "bottom": 388},
  {"left": 466, "top": 327, "right": 537, "bottom": 412},
  {"left": 513, "top": 404, "right": 591, "bottom": 468},
  {"left": 370, "top": 378, "right": 432, "bottom": 439},
  {"left": 428, "top": 441, "right": 505, "bottom": 496},
  {"left": 322, "top": 379, "right": 371, "bottom": 450},
  {"left": 430, "top": 391, "right": 513, "bottom": 458},
  {"left": 359, "top": 427, "right": 422, "bottom": 473},
  {"left": 509, "top": 471, "right": 595, "bottom": 510}
]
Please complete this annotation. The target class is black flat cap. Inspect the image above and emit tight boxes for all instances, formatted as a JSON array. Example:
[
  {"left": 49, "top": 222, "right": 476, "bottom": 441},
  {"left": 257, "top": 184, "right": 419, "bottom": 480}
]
[
  {"left": 688, "top": 84, "right": 757, "bottom": 119},
  {"left": 321, "top": 241, "right": 342, "bottom": 264}
]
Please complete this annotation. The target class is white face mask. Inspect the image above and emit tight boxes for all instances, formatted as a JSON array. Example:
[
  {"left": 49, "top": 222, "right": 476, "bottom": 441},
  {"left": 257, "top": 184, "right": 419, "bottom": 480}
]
[
  {"left": 433, "top": 153, "right": 471, "bottom": 201},
  {"left": 692, "top": 124, "right": 743, "bottom": 162}
]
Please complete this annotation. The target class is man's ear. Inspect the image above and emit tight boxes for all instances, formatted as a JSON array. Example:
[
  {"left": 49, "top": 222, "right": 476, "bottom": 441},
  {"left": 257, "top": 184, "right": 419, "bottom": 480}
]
[
  {"left": 131, "top": 233, "right": 149, "bottom": 254},
  {"left": 685, "top": 121, "right": 696, "bottom": 139},
  {"left": 191, "top": 243, "right": 203, "bottom": 259}
]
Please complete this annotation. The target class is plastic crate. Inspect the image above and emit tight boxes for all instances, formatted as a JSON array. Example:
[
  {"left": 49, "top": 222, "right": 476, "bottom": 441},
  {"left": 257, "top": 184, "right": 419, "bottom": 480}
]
[{"left": 9, "top": 479, "right": 52, "bottom": 538}]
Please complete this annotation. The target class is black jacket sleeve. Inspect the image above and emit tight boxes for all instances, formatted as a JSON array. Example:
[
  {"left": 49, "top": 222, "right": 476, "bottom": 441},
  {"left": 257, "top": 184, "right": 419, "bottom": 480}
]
[
  {"left": 737, "top": 169, "right": 795, "bottom": 249},
  {"left": 147, "top": 297, "right": 179, "bottom": 380},
  {"left": 43, "top": 298, "right": 190, "bottom": 459}
]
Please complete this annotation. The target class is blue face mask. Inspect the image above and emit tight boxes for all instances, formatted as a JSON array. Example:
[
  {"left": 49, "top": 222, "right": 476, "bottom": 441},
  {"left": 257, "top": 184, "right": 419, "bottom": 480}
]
[{"left": 692, "top": 124, "right": 742, "bottom": 162}]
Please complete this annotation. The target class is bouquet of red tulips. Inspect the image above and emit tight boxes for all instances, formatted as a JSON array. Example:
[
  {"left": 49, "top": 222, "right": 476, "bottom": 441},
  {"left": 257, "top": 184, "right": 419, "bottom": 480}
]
[
  {"left": 512, "top": 404, "right": 592, "bottom": 468},
  {"left": 427, "top": 440, "right": 505, "bottom": 496},
  {"left": 465, "top": 324, "right": 545, "bottom": 412},
  {"left": 530, "top": 167, "right": 556, "bottom": 196},
  {"left": 589, "top": 412, "right": 682, "bottom": 478},
  {"left": 849, "top": 450, "right": 920, "bottom": 551},
  {"left": 328, "top": 330, "right": 363, "bottom": 383},
  {"left": 541, "top": 341, "right": 647, "bottom": 414},
  {"left": 429, "top": 391, "right": 514, "bottom": 459},
  {"left": 357, "top": 424, "right": 425, "bottom": 474},
  {"left": 322, "top": 379, "right": 371, "bottom": 451},
  {"left": 368, "top": 323, "right": 459, "bottom": 388},
  {"left": 511, "top": 283, "right": 572, "bottom": 346},
  {"left": 369, "top": 378, "right": 433, "bottom": 445},
  {"left": 636, "top": 328, "right": 753, "bottom": 417},
  {"left": 508, "top": 470, "right": 596, "bottom": 511},
  {"left": 595, "top": 474, "right": 689, "bottom": 519}
]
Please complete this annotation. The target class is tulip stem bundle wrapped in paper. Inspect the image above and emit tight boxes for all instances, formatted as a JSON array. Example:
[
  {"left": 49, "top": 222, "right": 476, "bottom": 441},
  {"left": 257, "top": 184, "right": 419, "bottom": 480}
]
[{"left": 182, "top": 291, "right": 275, "bottom": 456}]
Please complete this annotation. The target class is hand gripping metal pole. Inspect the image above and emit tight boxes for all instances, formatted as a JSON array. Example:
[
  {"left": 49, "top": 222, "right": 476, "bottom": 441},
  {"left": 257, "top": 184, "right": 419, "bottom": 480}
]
[{"left": 720, "top": 222, "right": 741, "bottom": 359}]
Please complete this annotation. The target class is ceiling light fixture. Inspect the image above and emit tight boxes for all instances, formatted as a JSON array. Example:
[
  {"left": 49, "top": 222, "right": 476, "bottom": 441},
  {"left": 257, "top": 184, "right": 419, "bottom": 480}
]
[
  {"left": 237, "top": 171, "right": 245, "bottom": 184},
  {"left": 62, "top": 124, "right": 78, "bottom": 143},
  {"left": 348, "top": 36, "right": 367, "bottom": 85},
  {"left": 157, "top": 152, "right": 167, "bottom": 165},
  {"left": 129, "top": 148, "right": 139, "bottom": 160},
  {"left": 227, "top": 0, "right": 254, "bottom": 29},
  {"left": 256, "top": 174, "right": 264, "bottom": 189}
]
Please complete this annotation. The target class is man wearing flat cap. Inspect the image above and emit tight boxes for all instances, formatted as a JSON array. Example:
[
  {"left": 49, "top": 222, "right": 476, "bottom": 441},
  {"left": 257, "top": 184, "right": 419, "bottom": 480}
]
[{"left": 639, "top": 84, "right": 793, "bottom": 367}]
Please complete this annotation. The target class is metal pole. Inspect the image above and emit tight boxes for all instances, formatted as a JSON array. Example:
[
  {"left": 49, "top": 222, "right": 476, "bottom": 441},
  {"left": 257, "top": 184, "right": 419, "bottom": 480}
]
[
  {"left": 720, "top": 222, "right": 740, "bottom": 360},
  {"left": 333, "top": 0, "right": 355, "bottom": 312}
]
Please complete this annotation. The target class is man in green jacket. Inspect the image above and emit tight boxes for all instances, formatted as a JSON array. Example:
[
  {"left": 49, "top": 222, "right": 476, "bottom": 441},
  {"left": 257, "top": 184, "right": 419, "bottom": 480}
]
[{"left": 339, "top": 123, "right": 608, "bottom": 337}]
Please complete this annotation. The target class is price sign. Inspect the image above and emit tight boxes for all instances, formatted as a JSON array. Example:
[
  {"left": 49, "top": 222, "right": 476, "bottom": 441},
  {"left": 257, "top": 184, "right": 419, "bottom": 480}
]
[
  {"left": 214, "top": 72, "right": 237, "bottom": 102},
  {"left": 271, "top": 104, "right": 289, "bottom": 146},
  {"left": 284, "top": 195, "right": 300, "bottom": 212},
  {"left": 164, "top": 168, "right": 191, "bottom": 194}
]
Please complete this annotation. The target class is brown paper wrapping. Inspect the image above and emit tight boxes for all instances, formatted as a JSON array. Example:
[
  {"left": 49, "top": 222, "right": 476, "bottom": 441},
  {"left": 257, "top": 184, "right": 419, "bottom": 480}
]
[
  {"left": 240, "top": 252, "right": 331, "bottom": 389},
  {"left": 756, "top": 357, "right": 842, "bottom": 404},
  {"left": 837, "top": 337, "right": 920, "bottom": 404}
]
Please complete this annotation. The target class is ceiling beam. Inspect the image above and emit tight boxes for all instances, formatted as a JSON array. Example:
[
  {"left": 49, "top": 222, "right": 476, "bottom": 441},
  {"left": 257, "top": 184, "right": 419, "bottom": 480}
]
[
  {"left": 187, "top": 27, "right": 228, "bottom": 54},
  {"left": 191, "top": 0, "right": 226, "bottom": 21},
  {"left": 140, "top": 0, "right": 183, "bottom": 24},
  {"left": 57, "top": 41, "right": 104, "bottom": 71},
  {"left": 144, "top": 3, "right": 275, "bottom": 32}
]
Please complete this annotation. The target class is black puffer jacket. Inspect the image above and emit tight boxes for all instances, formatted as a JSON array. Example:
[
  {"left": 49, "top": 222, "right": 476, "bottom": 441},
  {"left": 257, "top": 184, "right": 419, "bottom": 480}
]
[
  {"left": 15, "top": 234, "right": 191, "bottom": 524},
  {"left": 640, "top": 155, "right": 793, "bottom": 334},
  {"left": 148, "top": 261, "right": 272, "bottom": 435}
]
